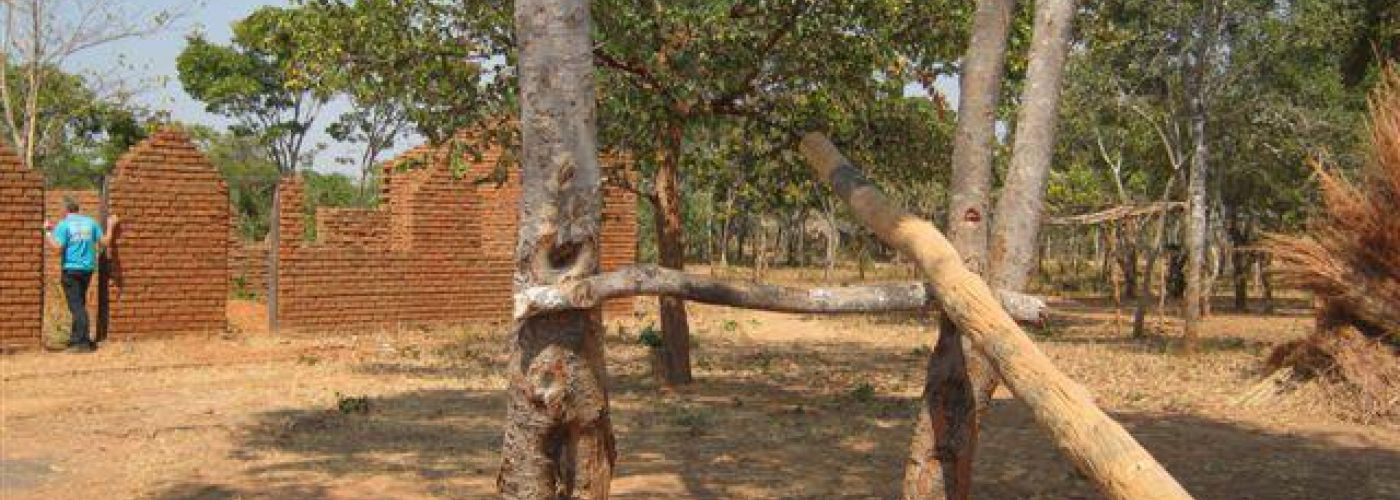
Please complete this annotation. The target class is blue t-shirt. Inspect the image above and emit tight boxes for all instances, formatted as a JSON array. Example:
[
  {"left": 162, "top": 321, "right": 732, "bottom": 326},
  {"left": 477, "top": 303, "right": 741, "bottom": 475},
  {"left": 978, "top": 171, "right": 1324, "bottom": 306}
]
[{"left": 53, "top": 214, "right": 103, "bottom": 271}]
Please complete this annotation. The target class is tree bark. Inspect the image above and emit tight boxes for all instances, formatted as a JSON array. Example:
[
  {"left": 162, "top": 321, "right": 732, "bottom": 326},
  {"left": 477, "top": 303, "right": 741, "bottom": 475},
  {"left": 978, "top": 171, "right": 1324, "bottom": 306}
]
[
  {"left": 989, "top": 0, "right": 1079, "bottom": 292},
  {"left": 802, "top": 133, "right": 1193, "bottom": 500},
  {"left": 905, "top": 1, "right": 1016, "bottom": 497},
  {"left": 654, "top": 120, "right": 693, "bottom": 385},
  {"left": 823, "top": 195, "right": 839, "bottom": 280},
  {"left": 1259, "top": 255, "right": 1274, "bottom": 313},
  {"left": 498, "top": 2, "right": 615, "bottom": 497},
  {"left": 1228, "top": 208, "right": 1250, "bottom": 312},
  {"left": 1183, "top": 3, "right": 1219, "bottom": 354}
]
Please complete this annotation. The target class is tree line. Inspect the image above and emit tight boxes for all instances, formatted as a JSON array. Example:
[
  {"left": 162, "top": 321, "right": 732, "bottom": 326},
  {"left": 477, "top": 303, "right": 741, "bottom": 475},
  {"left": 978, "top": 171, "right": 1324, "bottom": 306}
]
[{"left": 5, "top": 0, "right": 1396, "bottom": 361}]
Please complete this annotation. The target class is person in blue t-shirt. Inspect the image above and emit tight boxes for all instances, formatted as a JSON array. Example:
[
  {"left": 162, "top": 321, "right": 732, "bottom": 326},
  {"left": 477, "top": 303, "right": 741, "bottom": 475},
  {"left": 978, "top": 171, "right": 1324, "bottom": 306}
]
[{"left": 44, "top": 196, "right": 118, "bottom": 353}]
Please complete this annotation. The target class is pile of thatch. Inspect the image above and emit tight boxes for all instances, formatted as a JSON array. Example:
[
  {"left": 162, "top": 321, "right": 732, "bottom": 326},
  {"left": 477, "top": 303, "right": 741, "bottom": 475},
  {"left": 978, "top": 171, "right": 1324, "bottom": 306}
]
[{"left": 1264, "top": 70, "right": 1400, "bottom": 422}]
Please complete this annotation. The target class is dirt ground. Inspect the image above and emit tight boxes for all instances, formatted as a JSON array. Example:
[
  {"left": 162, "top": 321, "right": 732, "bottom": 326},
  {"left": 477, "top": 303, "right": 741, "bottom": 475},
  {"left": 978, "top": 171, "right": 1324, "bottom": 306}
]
[{"left": 3, "top": 275, "right": 1399, "bottom": 498}]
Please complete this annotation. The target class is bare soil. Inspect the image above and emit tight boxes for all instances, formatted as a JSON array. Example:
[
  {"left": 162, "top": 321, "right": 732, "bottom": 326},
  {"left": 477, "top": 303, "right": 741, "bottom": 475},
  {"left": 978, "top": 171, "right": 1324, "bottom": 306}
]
[{"left": 3, "top": 277, "right": 1398, "bottom": 498}]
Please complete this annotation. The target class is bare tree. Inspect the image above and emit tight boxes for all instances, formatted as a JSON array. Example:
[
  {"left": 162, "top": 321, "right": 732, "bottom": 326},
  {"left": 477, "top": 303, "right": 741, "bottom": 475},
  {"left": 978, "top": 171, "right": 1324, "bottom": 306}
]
[
  {"left": 989, "top": 0, "right": 1079, "bottom": 293},
  {"left": 0, "top": 0, "right": 179, "bottom": 168},
  {"left": 496, "top": 0, "right": 614, "bottom": 498}
]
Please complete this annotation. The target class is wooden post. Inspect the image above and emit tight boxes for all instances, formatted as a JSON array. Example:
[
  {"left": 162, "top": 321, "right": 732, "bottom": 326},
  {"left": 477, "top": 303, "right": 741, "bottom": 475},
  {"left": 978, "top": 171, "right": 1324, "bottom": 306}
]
[
  {"left": 801, "top": 133, "right": 1192, "bottom": 500},
  {"left": 267, "top": 186, "right": 280, "bottom": 335},
  {"left": 97, "top": 175, "right": 111, "bottom": 343}
]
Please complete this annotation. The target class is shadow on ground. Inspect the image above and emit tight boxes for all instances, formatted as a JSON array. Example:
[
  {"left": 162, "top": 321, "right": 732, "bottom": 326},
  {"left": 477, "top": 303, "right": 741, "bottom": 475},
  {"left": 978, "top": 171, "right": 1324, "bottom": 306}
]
[{"left": 148, "top": 340, "right": 1398, "bottom": 499}]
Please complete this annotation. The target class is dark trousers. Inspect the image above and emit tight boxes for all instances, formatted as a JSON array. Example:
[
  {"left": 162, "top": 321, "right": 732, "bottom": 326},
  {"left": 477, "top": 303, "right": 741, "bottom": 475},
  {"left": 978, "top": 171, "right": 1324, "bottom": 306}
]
[{"left": 62, "top": 270, "right": 94, "bottom": 347}]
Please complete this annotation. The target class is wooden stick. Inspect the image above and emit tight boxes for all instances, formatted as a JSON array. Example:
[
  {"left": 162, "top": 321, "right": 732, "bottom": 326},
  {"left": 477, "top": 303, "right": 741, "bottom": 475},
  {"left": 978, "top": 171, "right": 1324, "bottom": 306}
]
[
  {"left": 800, "top": 133, "right": 1192, "bottom": 500},
  {"left": 1049, "top": 202, "right": 1185, "bottom": 226},
  {"left": 514, "top": 264, "right": 1046, "bottom": 322}
]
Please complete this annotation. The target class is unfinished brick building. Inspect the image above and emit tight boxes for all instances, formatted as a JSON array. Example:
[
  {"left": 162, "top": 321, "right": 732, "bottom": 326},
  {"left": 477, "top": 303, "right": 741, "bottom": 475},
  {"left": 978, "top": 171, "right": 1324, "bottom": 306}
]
[
  {"left": 270, "top": 140, "right": 638, "bottom": 331},
  {"left": 0, "top": 143, "right": 44, "bottom": 348},
  {"left": 105, "top": 129, "right": 230, "bottom": 338}
]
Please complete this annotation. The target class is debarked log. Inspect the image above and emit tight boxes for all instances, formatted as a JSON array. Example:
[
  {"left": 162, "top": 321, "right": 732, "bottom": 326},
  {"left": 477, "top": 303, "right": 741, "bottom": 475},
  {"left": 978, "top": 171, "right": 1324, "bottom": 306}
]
[
  {"left": 514, "top": 264, "right": 1047, "bottom": 322},
  {"left": 799, "top": 132, "right": 1192, "bottom": 500}
]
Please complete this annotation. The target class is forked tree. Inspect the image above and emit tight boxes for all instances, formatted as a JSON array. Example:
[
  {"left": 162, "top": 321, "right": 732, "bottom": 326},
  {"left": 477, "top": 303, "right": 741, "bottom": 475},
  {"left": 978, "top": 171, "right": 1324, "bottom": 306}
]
[{"left": 502, "top": 1, "right": 1189, "bottom": 499}]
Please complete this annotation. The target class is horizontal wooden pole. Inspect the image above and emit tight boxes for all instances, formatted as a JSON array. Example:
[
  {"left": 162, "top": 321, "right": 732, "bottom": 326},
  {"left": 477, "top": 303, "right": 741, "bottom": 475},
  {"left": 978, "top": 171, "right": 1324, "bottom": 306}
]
[
  {"left": 800, "top": 132, "right": 1191, "bottom": 500},
  {"left": 514, "top": 264, "right": 1046, "bottom": 322}
]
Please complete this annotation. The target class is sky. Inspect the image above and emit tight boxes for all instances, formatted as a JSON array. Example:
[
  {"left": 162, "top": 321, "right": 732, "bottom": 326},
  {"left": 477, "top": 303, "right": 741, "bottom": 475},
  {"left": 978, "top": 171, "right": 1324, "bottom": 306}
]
[
  {"left": 60, "top": 1, "right": 964, "bottom": 177},
  {"left": 64, "top": 0, "right": 365, "bottom": 176}
]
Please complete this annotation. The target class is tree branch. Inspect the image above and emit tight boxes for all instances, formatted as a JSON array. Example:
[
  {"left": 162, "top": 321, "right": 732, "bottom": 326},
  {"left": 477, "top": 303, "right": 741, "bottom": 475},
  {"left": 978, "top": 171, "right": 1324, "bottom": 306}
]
[
  {"left": 514, "top": 265, "right": 1046, "bottom": 322},
  {"left": 1049, "top": 202, "right": 1186, "bottom": 226}
]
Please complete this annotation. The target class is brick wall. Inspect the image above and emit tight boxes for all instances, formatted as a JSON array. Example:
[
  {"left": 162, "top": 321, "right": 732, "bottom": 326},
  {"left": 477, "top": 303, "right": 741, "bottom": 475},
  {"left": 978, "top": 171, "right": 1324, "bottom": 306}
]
[
  {"left": 275, "top": 143, "right": 484, "bottom": 329},
  {"left": 0, "top": 143, "right": 43, "bottom": 348},
  {"left": 106, "top": 129, "right": 229, "bottom": 337},
  {"left": 228, "top": 238, "right": 267, "bottom": 297},
  {"left": 273, "top": 138, "right": 639, "bottom": 331},
  {"left": 599, "top": 182, "right": 639, "bottom": 317}
]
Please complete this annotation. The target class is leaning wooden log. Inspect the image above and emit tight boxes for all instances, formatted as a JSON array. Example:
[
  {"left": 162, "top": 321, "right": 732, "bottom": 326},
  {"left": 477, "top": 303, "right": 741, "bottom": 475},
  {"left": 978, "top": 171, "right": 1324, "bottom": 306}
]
[
  {"left": 800, "top": 132, "right": 1192, "bottom": 500},
  {"left": 514, "top": 264, "right": 1046, "bottom": 322}
]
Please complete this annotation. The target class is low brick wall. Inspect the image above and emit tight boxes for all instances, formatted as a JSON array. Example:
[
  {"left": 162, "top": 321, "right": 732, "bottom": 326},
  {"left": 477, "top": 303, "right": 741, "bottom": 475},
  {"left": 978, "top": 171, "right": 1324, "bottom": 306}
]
[
  {"left": 273, "top": 139, "right": 639, "bottom": 331},
  {"left": 228, "top": 238, "right": 267, "bottom": 297},
  {"left": 0, "top": 143, "right": 44, "bottom": 348}
]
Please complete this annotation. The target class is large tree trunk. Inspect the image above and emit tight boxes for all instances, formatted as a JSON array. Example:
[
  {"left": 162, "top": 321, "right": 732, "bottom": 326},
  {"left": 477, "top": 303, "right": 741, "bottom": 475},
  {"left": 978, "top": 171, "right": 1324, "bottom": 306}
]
[
  {"left": 497, "top": 2, "right": 615, "bottom": 497},
  {"left": 654, "top": 121, "right": 693, "bottom": 385},
  {"left": 989, "top": 0, "right": 1079, "bottom": 292},
  {"left": 803, "top": 134, "right": 1192, "bottom": 500},
  {"left": 904, "top": 1, "right": 1015, "bottom": 498}
]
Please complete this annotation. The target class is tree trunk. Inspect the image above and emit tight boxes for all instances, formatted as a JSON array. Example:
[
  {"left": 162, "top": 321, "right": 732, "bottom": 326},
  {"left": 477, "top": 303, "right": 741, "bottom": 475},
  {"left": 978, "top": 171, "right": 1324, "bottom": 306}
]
[
  {"left": 803, "top": 134, "right": 1192, "bottom": 500},
  {"left": 905, "top": 1, "right": 1015, "bottom": 497},
  {"left": 1259, "top": 255, "right": 1275, "bottom": 314},
  {"left": 498, "top": 1, "right": 615, "bottom": 497},
  {"left": 823, "top": 196, "right": 839, "bottom": 281},
  {"left": 1183, "top": 3, "right": 1219, "bottom": 354},
  {"left": 1108, "top": 223, "right": 1125, "bottom": 335},
  {"left": 1228, "top": 208, "right": 1250, "bottom": 312},
  {"left": 1134, "top": 210, "right": 1172, "bottom": 337},
  {"left": 719, "top": 187, "right": 736, "bottom": 271},
  {"left": 795, "top": 210, "right": 808, "bottom": 268},
  {"left": 989, "top": 0, "right": 1079, "bottom": 293},
  {"left": 655, "top": 121, "right": 693, "bottom": 385},
  {"left": 1203, "top": 225, "right": 1222, "bottom": 317}
]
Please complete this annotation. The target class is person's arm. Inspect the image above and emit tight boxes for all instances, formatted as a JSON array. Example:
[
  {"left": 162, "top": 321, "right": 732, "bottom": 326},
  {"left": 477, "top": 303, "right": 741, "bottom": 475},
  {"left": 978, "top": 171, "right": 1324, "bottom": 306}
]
[
  {"left": 45, "top": 220, "right": 65, "bottom": 250},
  {"left": 100, "top": 215, "right": 118, "bottom": 248}
]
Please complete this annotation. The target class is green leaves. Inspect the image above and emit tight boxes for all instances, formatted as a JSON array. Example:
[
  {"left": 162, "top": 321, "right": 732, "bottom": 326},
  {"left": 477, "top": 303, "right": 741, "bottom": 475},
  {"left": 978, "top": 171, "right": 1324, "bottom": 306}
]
[{"left": 177, "top": 8, "right": 327, "bottom": 175}]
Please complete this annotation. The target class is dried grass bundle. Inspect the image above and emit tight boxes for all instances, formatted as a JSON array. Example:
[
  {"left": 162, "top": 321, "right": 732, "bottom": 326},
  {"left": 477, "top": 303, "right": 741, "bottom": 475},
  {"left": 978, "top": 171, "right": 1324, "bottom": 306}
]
[
  {"left": 1263, "top": 70, "right": 1400, "bottom": 423},
  {"left": 1267, "top": 70, "right": 1400, "bottom": 346}
]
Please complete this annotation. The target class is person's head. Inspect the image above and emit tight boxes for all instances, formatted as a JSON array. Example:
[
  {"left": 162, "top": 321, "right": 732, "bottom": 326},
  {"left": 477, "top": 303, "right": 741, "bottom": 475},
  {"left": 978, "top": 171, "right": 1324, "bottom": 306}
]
[{"left": 63, "top": 196, "right": 80, "bottom": 215}]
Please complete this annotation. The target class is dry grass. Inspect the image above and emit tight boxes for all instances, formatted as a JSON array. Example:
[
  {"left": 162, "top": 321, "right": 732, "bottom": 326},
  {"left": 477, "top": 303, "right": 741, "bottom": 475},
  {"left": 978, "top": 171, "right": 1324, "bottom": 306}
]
[
  {"left": 1267, "top": 70, "right": 1400, "bottom": 342},
  {"left": 1264, "top": 70, "right": 1400, "bottom": 423},
  {"left": 3, "top": 295, "right": 1399, "bottom": 499}
]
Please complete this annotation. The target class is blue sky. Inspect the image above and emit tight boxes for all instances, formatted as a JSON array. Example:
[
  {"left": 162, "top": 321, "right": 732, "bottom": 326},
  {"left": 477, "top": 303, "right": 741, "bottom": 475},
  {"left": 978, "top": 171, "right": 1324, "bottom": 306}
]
[
  {"left": 62, "top": 1, "right": 963, "bottom": 176},
  {"left": 65, "top": 0, "right": 365, "bottom": 175}
]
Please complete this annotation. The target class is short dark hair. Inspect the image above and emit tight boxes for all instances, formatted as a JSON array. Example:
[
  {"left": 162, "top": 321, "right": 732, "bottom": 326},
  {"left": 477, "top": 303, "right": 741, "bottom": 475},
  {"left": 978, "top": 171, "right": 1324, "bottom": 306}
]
[{"left": 63, "top": 196, "right": 80, "bottom": 213}]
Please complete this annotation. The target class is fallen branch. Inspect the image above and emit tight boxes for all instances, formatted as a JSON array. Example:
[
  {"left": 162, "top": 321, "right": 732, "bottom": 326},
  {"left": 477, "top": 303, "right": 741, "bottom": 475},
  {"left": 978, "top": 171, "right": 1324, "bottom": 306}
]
[
  {"left": 514, "top": 265, "right": 1047, "bottom": 321},
  {"left": 1049, "top": 202, "right": 1185, "bottom": 226},
  {"left": 800, "top": 133, "right": 1192, "bottom": 500}
]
